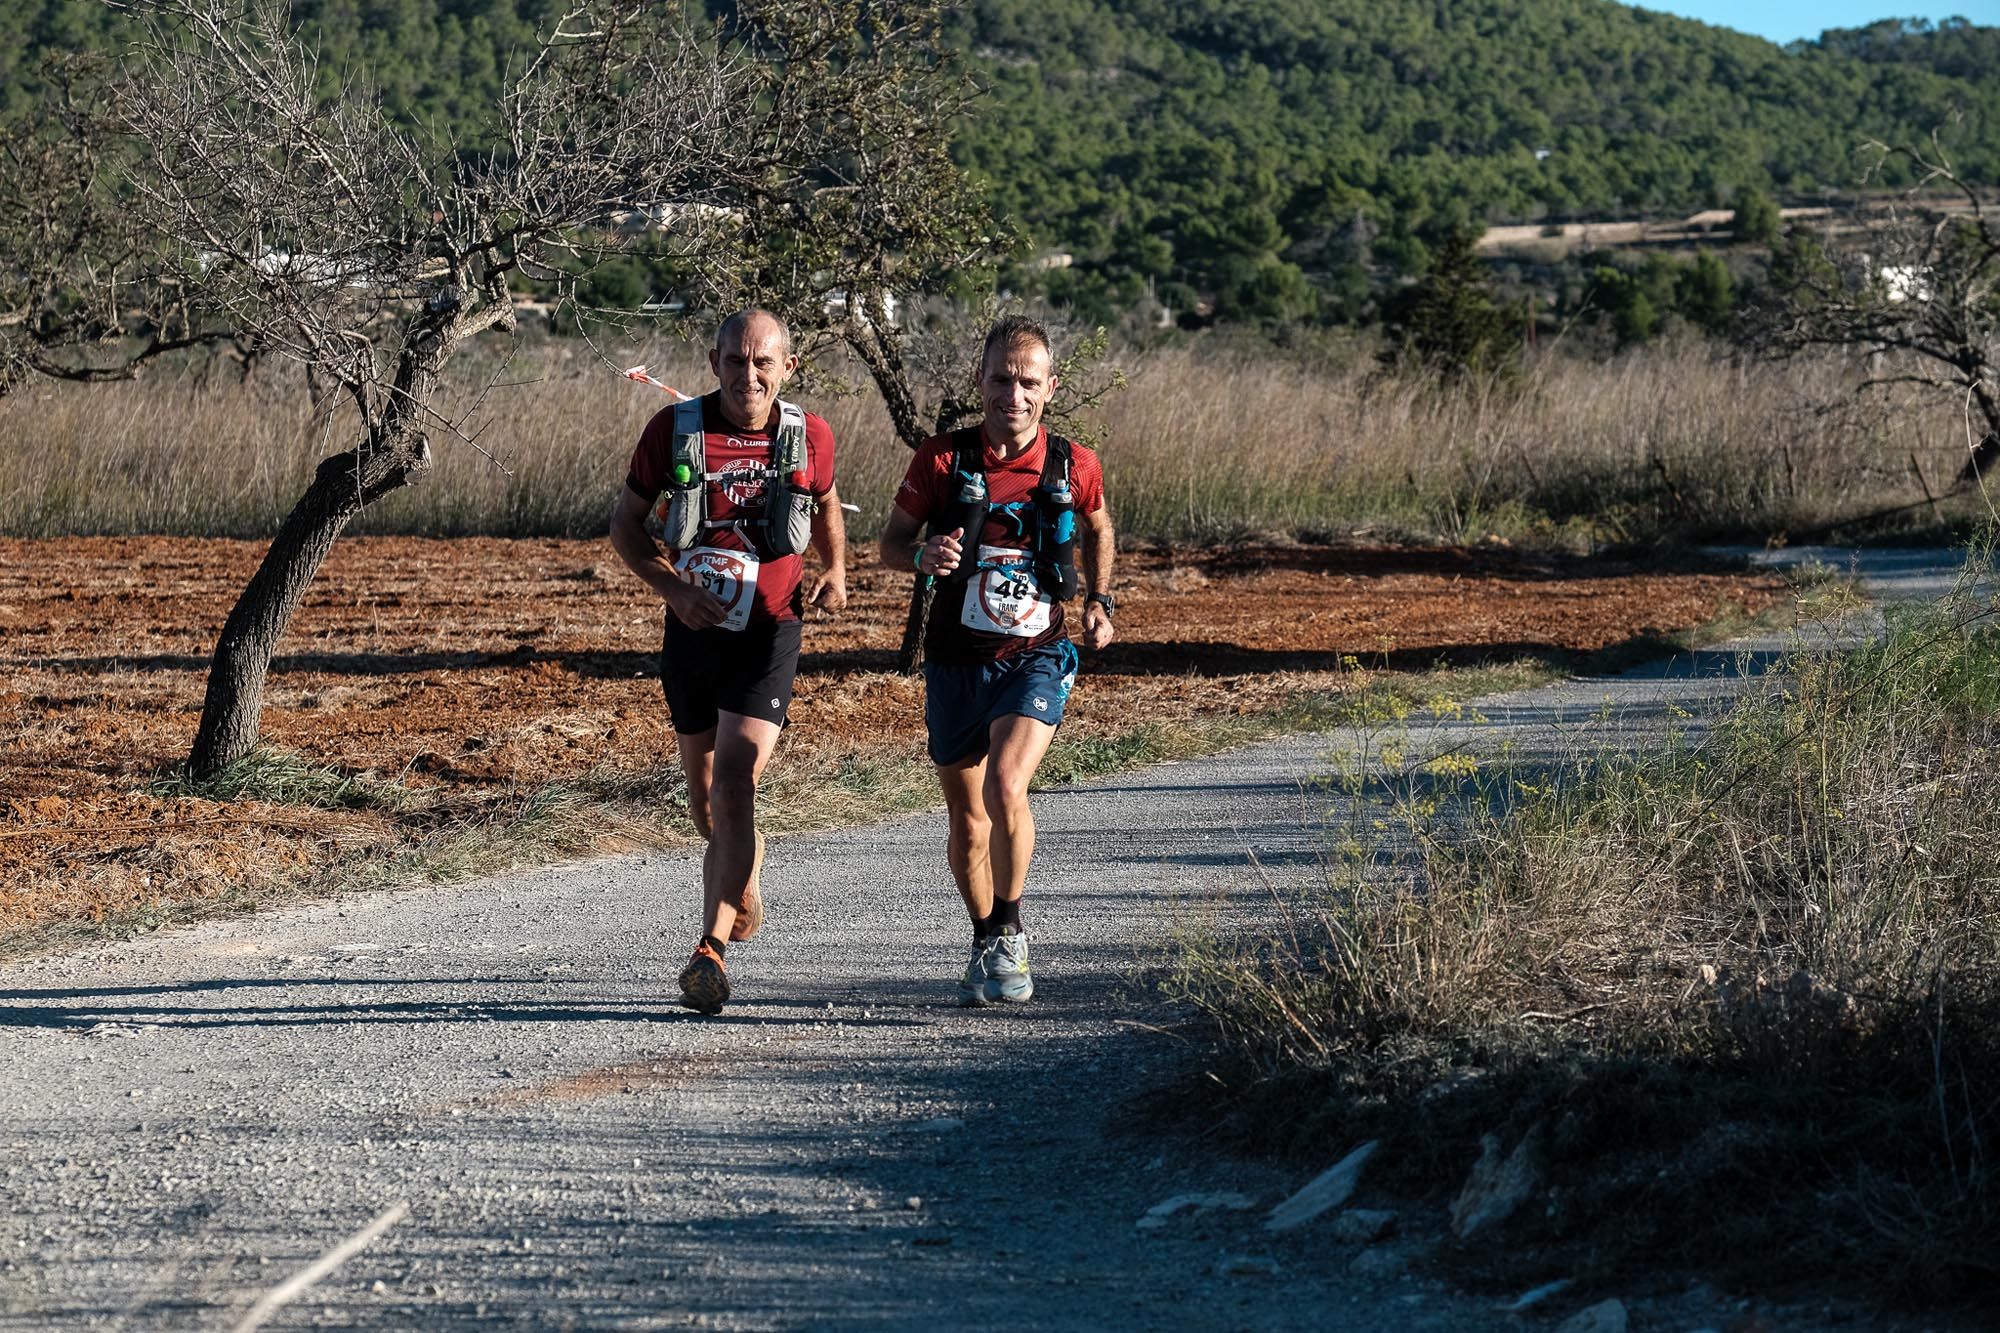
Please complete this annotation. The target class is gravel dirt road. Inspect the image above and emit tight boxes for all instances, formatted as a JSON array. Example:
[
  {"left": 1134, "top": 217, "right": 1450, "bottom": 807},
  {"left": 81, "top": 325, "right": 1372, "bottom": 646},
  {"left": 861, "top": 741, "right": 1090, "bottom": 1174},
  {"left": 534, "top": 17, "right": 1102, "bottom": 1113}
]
[{"left": 0, "top": 548, "right": 1960, "bottom": 1331}]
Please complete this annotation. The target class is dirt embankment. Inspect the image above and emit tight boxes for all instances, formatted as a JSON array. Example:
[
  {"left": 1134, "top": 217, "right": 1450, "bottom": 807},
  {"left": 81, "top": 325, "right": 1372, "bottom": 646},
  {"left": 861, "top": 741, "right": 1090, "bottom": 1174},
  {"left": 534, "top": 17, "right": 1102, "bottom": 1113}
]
[{"left": 0, "top": 536, "right": 1783, "bottom": 937}]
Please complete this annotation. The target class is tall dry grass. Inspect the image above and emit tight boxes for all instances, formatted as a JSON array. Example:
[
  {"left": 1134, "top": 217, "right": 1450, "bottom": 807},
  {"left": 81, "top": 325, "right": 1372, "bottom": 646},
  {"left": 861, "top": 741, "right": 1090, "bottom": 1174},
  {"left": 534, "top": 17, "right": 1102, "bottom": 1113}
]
[
  {"left": 0, "top": 341, "right": 908, "bottom": 540},
  {"left": 1165, "top": 556, "right": 2000, "bottom": 1304},
  {"left": 1108, "top": 335, "right": 1977, "bottom": 544},
  {"left": 0, "top": 333, "right": 1978, "bottom": 544}
]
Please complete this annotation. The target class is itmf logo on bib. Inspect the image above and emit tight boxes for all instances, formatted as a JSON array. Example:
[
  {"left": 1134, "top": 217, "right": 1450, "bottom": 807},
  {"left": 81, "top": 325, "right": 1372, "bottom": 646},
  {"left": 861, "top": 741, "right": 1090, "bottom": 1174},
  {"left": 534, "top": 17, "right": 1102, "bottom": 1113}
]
[
  {"left": 676, "top": 545, "right": 761, "bottom": 632},
  {"left": 961, "top": 545, "right": 1052, "bottom": 637}
]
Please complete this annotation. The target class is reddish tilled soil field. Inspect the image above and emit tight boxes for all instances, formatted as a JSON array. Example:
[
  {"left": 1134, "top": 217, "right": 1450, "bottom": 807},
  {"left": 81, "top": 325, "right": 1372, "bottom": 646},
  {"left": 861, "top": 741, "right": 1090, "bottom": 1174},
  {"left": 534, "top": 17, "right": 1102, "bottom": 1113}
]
[{"left": 0, "top": 536, "right": 1783, "bottom": 940}]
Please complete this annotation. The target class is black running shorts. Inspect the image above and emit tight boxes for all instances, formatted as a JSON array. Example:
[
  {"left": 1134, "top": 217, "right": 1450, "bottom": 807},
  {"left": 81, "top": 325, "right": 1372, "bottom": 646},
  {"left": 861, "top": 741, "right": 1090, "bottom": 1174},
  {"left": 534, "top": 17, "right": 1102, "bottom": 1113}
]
[{"left": 659, "top": 616, "right": 803, "bottom": 736}]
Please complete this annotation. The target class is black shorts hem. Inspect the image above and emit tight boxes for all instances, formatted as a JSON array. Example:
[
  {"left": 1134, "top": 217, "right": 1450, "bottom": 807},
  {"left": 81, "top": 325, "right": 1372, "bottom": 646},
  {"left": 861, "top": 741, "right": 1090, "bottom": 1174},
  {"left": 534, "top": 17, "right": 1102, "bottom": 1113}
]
[{"left": 661, "top": 617, "right": 803, "bottom": 736}]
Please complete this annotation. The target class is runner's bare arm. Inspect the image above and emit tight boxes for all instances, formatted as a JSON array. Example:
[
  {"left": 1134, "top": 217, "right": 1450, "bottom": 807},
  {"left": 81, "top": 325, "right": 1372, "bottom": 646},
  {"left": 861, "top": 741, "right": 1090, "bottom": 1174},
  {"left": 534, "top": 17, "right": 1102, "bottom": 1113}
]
[
  {"left": 608, "top": 485, "right": 727, "bottom": 629},
  {"left": 879, "top": 505, "right": 964, "bottom": 577},
  {"left": 807, "top": 484, "right": 848, "bottom": 613},
  {"left": 1080, "top": 502, "right": 1115, "bottom": 651},
  {"left": 878, "top": 505, "right": 922, "bottom": 571}
]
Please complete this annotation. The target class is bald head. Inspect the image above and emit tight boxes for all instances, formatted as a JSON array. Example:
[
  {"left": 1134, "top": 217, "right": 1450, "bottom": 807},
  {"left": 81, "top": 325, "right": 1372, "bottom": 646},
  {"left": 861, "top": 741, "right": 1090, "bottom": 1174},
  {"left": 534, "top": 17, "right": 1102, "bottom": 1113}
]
[
  {"left": 709, "top": 307, "right": 798, "bottom": 432},
  {"left": 716, "top": 307, "right": 791, "bottom": 358}
]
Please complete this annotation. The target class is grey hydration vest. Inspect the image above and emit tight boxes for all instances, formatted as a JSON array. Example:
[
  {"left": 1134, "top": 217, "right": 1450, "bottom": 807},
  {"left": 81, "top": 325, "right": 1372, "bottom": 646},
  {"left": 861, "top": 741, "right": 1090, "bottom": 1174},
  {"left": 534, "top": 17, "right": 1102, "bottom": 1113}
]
[{"left": 655, "top": 395, "right": 814, "bottom": 558}]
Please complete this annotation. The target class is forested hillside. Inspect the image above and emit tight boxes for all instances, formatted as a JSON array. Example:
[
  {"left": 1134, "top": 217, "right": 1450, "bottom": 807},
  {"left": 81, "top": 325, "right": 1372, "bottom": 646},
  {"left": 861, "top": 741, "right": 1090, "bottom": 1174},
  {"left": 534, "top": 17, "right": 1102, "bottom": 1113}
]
[
  {"left": 948, "top": 3, "right": 1997, "bottom": 317},
  {"left": 2, "top": 0, "right": 1993, "bottom": 323}
]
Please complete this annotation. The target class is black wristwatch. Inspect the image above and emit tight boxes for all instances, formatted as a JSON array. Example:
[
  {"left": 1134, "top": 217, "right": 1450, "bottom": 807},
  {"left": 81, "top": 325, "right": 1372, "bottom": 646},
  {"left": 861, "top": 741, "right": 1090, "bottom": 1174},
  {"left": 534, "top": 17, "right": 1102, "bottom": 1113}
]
[{"left": 1084, "top": 591, "right": 1116, "bottom": 619}]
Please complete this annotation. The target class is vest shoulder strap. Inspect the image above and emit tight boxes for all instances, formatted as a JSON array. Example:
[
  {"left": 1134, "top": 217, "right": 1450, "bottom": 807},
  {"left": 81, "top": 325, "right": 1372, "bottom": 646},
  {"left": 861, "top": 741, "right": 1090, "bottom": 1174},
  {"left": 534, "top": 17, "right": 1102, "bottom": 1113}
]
[
  {"left": 951, "top": 429, "right": 1070, "bottom": 482},
  {"left": 773, "top": 399, "right": 809, "bottom": 475},
  {"left": 1039, "top": 433, "right": 1073, "bottom": 489},
  {"left": 671, "top": 396, "right": 706, "bottom": 466},
  {"left": 948, "top": 426, "right": 983, "bottom": 477}
]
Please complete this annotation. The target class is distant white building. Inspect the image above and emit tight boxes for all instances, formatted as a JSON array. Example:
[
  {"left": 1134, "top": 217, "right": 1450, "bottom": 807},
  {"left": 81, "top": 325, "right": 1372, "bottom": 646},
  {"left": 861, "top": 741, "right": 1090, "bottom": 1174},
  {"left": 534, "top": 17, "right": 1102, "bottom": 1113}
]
[
  {"left": 195, "top": 247, "right": 376, "bottom": 288},
  {"left": 611, "top": 202, "right": 746, "bottom": 232},
  {"left": 1879, "top": 265, "right": 1931, "bottom": 303},
  {"left": 823, "top": 289, "right": 899, "bottom": 326}
]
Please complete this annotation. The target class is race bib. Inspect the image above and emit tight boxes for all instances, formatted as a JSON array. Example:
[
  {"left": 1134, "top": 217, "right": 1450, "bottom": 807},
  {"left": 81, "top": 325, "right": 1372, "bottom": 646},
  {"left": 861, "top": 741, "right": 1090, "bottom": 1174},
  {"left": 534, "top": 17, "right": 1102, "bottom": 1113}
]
[
  {"left": 675, "top": 545, "right": 761, "bottom": 632},
  {"left": 960, "top": 545, "right": 1052, "bottom": 638}
]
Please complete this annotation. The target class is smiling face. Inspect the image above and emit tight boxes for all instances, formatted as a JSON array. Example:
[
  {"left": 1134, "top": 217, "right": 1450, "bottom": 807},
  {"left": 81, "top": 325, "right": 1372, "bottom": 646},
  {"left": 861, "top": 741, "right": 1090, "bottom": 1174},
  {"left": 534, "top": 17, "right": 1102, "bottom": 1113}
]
[
  {"left": 977, "top": 336, "right": 1058, "bottom": 453},
  {"left": 708, "top": 311, "right": 797, "bottom": 432}
]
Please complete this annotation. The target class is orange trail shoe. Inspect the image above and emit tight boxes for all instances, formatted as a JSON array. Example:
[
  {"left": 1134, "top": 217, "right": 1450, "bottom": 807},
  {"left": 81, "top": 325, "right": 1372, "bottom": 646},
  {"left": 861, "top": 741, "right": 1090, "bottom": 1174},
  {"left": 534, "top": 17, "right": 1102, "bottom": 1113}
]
[
  {"left": 677, "top": 941, "right": 730, "bottom": 1015},
  {"left": 729, "top": 831, "right": 766, "bottom": 942}
]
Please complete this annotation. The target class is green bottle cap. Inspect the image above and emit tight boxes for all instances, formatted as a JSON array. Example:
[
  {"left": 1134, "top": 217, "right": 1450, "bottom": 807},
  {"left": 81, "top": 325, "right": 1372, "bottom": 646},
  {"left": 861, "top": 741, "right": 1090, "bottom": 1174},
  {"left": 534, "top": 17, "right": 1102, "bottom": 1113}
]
[{"left": 672, "top": 463, "right": 692, "bottom": 485}]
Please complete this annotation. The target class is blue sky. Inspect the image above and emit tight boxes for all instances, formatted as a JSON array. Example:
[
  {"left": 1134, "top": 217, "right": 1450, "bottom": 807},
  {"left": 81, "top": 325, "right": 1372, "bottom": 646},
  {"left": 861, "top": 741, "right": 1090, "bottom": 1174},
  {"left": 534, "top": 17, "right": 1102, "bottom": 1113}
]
[{"left": 1624, "top": 2, "right": 1997, "bottom": 44}]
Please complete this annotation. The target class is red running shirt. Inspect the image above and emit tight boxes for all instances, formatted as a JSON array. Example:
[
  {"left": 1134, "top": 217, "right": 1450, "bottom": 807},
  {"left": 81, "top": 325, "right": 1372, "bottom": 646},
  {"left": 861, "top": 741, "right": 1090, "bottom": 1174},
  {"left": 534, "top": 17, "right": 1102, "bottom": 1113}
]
[
  {"left": 626, "top": 393, "right": 836, "bottom": 626},
  {"left": 893, "top": 426, "right": 1105, "bottom": 665}
]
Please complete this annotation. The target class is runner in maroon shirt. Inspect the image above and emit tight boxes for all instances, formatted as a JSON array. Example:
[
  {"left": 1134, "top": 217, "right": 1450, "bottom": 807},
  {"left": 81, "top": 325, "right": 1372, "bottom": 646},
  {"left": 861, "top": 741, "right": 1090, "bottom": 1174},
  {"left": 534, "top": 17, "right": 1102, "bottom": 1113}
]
[
  {"left": 610, "top": 308, "right": 847, "bottom": 1014},
  {"left": 878, "top": 316, "right": 1117, "bottom": 1006}
]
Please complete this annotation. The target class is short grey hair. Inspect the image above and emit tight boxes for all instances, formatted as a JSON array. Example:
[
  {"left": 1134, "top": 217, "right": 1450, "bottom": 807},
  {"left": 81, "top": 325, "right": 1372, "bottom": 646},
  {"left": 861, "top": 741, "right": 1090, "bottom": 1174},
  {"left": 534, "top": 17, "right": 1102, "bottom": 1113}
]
[
  {"left": 980, "top": 315, "right": 1052, "bottom": 371},
  {"left": 716, "top": 307, "right": 791, "bottom": 356}
]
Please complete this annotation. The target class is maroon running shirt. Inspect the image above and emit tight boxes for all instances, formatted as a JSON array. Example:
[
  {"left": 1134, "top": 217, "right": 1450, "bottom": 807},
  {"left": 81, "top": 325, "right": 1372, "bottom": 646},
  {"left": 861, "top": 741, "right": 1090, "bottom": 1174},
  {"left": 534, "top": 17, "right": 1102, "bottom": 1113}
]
[
  {"left": 626, "top": 393, "right": 836, "bottom": 626},
  {"left": 893, "top": 425, "right": 1104, "bottom": 665}
]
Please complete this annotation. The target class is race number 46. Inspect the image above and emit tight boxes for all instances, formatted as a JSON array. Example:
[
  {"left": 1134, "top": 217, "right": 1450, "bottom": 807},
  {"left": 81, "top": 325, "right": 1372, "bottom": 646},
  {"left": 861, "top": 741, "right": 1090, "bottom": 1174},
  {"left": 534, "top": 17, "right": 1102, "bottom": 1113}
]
[{"left": 962, "top": 545, "right": 1051, "bottom": 638}]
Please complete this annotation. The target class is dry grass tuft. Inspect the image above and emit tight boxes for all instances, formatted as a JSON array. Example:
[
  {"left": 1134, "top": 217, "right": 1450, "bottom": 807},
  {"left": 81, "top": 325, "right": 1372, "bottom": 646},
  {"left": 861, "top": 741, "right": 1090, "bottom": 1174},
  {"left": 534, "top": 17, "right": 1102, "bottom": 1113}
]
[{"left": 1166, "top": 550, "right": 2000, "bottom": 1308}]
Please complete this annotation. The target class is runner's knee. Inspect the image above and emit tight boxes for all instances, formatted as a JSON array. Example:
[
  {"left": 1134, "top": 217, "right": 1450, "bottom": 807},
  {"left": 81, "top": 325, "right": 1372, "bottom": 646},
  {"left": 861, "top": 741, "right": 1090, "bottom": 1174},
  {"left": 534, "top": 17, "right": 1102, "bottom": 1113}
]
[
  {"left": 686, "top": 798, "right": 713, "bottom": 841},
  {"left": 949, "top": 804, "right": 991, "bottom": 843},
  {"left": 708, "top": 765, "right": 758, "bottom": 823},
  {"left": 983, "top": 768, "right": 1033, "bottom": 817}
]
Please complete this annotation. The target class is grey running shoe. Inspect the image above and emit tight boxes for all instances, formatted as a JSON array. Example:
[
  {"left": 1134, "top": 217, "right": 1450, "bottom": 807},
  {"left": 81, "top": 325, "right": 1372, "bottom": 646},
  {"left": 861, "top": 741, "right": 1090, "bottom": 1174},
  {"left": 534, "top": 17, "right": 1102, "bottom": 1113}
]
[
  {"left": 677, "top": 942, "right": 730, "bottom": 1015},
  {"left": 985, "top": 930, "right": 1033, "bottom": 1003},
  {"left": 956, "top": 939, "right": 993, "bottom": 1008}
]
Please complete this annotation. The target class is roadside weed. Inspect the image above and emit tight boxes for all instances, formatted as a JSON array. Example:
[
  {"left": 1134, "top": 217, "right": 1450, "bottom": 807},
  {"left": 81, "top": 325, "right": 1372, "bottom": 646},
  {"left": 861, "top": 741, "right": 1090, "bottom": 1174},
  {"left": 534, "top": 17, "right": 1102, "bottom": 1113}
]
[
  {"left": 154, "top": 745, "right": 425, "bottom": 813},
  {"left": 1167, "top": 545, "right": 2000, "bottom": 1304}
]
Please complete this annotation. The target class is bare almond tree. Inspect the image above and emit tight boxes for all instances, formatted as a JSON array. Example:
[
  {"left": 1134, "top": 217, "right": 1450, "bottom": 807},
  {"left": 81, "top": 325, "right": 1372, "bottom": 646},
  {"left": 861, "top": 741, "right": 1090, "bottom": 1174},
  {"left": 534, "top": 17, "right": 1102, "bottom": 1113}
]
[
  {"left": 1755, "top": 134, "right": 2000, "bottom": 488},
  {"left": 0, "top": 0, "right": 1003, "bottom": 776},
  {"left": 669, "top": 0, "right": 1009, "bottom": 453},
  {"left": 0, "top": 53, "right": 225, "bottom": 391}
]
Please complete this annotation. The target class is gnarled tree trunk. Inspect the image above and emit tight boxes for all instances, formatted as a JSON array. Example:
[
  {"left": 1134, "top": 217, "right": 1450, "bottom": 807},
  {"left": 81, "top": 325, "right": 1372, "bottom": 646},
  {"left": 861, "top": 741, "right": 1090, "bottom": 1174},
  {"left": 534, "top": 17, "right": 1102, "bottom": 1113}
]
[
  {"left": 844, "top": 312, "right": 928, "bottom": 453},
  {"left": 187, "top": 433, "right": 430, "bottom": 775},
  {"left": 187, "top": 292, "right": 510, "bottom": 776},
  {"left": 841, "top": 311, "right": 944, "bottom": 674}
]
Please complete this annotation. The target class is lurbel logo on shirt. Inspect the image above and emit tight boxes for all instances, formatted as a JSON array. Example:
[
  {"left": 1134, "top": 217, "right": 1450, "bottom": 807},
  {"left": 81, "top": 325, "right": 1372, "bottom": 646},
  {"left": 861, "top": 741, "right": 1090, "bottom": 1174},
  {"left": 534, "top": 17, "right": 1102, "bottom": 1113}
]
[{"left": 719, "top": 454, "right": 770, "bottom": 506}]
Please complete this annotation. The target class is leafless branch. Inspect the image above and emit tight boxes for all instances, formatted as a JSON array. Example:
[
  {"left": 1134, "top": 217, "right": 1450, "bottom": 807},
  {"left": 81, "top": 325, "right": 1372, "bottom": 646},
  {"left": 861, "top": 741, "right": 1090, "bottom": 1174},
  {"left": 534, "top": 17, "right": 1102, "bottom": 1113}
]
[{"left": 1750, "top": 132, "right": 2000, "bottom": 485}]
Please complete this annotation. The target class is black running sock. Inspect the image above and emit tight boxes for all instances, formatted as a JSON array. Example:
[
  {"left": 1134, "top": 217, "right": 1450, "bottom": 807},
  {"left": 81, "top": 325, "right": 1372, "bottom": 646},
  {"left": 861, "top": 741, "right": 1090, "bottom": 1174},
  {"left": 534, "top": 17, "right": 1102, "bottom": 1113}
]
[
  {"left": 987, "top": 897, "right": 1022, "bottom": 935},
  {"left": 971, "top": 913, "right": 991, "bottom": 944},
  {"left": 701, "top": 934, "right": 727, "bottom": 958}
]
